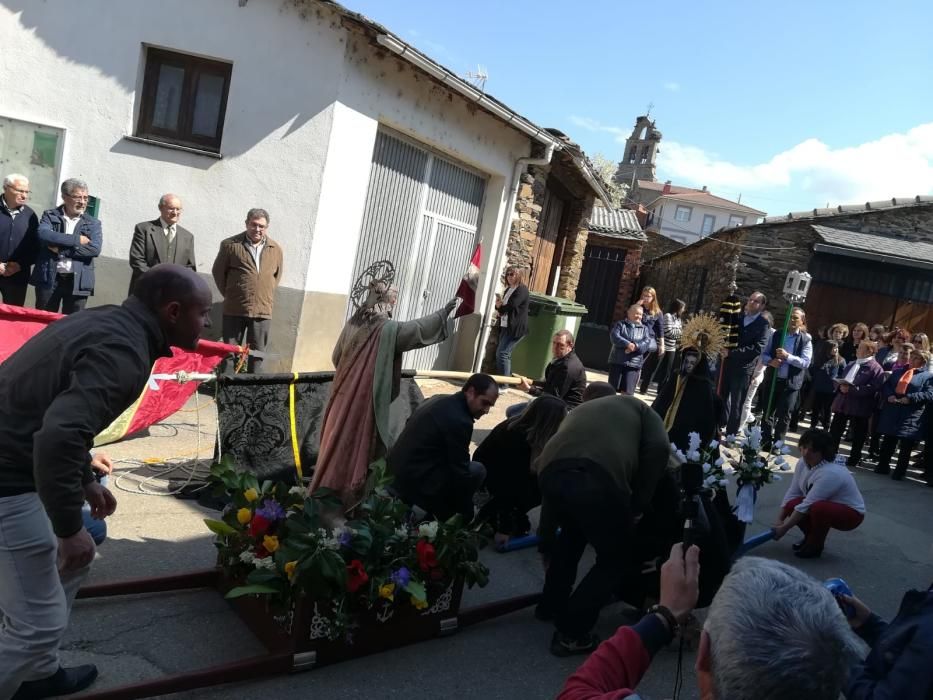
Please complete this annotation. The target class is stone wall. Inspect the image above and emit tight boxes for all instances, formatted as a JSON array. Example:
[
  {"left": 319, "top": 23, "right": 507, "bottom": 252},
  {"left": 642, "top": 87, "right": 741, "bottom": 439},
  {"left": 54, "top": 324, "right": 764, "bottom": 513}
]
[
  {"left": 506, "top": 166, "right": 548, "bottom": 275},
  {"left": 640, "top": 202, "right": 933, "bottom": 327},
  {"left": 642, "top": 229, "right": 685, "bottom": 262},
  {"left": 555, "top": 198, "right": 593, "bottom": 299}
]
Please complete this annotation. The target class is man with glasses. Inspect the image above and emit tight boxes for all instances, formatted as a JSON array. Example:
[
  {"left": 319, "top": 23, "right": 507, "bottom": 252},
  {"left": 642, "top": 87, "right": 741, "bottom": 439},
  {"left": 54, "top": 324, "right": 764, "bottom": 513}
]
[
  {"left": 30, "top": 178, "right": 102, "bottom": 314},
  {"left": 128, "top": 193, "right": 197, "bottom": 295},
  {"left": 212, "top": 208, "right": 283, "bottom": 373},
  {"left": 0, "top": 173, "right": 39, "bottom": 306},
  {"left": 720, "top": 291, "right": 770, "bottom": 435}
]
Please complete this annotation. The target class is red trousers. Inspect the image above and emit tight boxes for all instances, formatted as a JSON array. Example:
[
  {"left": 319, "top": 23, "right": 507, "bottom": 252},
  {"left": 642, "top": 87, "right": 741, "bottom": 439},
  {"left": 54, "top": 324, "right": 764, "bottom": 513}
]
[{"left": 781, "top": 497, "right": 864, "bottom": 549}]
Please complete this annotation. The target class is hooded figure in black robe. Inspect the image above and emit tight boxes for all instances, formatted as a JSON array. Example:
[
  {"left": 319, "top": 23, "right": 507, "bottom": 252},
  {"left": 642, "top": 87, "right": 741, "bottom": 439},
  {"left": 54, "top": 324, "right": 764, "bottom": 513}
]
[{"left": 652, "top": 348, "right": 725, "bottom": 451}]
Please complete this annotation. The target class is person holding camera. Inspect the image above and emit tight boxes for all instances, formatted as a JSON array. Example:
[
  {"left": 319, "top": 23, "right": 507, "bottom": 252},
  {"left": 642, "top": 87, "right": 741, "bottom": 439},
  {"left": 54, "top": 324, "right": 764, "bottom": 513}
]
[
  {"left": 559, "top": 546, "right": 860, "bottom": 699},
  {"left": 842, "top": 579, "right": 933, "bottom": 699}
]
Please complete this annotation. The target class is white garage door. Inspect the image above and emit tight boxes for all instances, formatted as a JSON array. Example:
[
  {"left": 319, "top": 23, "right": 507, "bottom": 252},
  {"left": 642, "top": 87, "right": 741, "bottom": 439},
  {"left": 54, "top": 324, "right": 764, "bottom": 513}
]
[{"left": 349, "top": 130, "right": 486, "bottom": 370}]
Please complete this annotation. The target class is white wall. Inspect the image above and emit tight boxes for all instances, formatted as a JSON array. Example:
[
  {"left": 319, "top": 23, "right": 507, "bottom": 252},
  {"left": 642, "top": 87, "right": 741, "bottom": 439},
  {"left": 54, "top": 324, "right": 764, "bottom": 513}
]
[
  {"left": 0, "top": 0, "right": 534, "bottom": 369},
  {"left": 651, "top": 200, "right": 757, "bottom": 245}
]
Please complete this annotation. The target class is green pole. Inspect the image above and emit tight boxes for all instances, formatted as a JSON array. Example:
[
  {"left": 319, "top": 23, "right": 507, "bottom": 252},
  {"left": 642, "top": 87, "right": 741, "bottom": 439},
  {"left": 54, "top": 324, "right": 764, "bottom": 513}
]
[{"left": 763, "top": 300, "right": 794, "bottom": 423}]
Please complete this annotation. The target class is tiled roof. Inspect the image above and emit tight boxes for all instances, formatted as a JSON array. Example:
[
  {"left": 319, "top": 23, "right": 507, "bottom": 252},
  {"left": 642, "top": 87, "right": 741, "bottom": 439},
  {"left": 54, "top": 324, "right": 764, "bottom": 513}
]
[
  {"left": 812, "top": 224, "right": 933, "bottom": 267},
  {"left": 764, "top": 196, "right": 933, "bottom": 223},
  {"left": 646, "top": 191, "right": 766, "bottom": 216},
  {"left": 588, "top": 207, "right": 646, "bottom": 241},
  {"left": 636, "top": 180, "right": 704, "bottom": 195}
]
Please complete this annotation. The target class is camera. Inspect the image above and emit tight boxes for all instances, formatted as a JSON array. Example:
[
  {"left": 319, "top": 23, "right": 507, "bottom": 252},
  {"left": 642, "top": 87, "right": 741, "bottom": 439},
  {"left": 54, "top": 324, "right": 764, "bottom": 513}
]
[{"left": 680, "top": 462, "right": 709, "bottom": 550}]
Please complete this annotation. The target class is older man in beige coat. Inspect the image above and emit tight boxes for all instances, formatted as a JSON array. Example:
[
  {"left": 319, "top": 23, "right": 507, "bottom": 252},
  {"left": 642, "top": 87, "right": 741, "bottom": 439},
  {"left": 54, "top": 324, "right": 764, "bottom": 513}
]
[{"left": 211, "top": 208, "right": 283, "bottom": 373}]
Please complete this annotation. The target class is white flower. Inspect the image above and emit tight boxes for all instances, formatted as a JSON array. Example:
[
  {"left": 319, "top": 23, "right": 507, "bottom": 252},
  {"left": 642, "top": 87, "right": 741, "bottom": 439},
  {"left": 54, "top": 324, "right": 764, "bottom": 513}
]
[
  {"left": 774, "top": 440, "right": 784, "bottom": 449},
  {"left": 702, "top": 462, "right": 712, "bottom": 473},
  {"left": 772, "top": 475, "right": 782, "bottom": 481},
  {"left": 708, "top": 439, "right": 720, "bottom": 449},
  {"left": 687, "top": 450, "right": 701, "bottom": 462},
  {"left": 670, "top": 443, "right": 680, "bottom": 453},
  {"left": 687, "top": 432, "right": 702, "bottom": 455},
  {"left": 239, "top": 550, "right": 256, "bottom": 565},
  {"left": 673, "top": 449, "right": 687, "bottom": 464},
  {"left": 418, "top": 521, "right": 439, "bottom": 541},
  {"left": 318, "top": 527, "right": 340, "bottom": 551},
  {"left": 714, "top": 456, "right": 725, "bottom": 466},
  {"left": 718, "top": 479, "right": 728, "bottom": 486},
  {"left": 781, "top": 445, "right": 792, "bottom": 455},
  {"left": 395, "top": 525, "right": 408, "bottom": 538},
  {"left": 254, "top": 556, "right": 276, "bottom": 570},
  {"left": 747, "top": 427, "right": 762, "bottom": 450},
  {"left": 288, "top": 485, "right": 307, "bottom": 496},
  {"left": 723, "top": 466, "right": 736, "bottom": 475},
  {"left": 724, "top": 434, "right": 737, "bottom": 443}
]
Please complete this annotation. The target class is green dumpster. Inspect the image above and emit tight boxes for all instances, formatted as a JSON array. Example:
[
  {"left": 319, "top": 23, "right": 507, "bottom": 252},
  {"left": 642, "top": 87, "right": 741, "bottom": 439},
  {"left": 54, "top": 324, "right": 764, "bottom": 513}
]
[{"left": 509, "top": 292, "right": 588, "bottom": 381}]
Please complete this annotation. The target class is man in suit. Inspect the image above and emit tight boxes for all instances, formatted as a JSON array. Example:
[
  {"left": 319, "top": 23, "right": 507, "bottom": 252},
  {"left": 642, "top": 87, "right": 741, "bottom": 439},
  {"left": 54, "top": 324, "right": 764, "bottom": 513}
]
[
  {"left": 128, "top": 193, "right": 197, "bottom": 295},
  {"left": 0, "top": 173, "right": 39, "bottom": 306},
  {"left": 720, "top": 291, "right": 770, "bottom": 435},
  {"left": 30, "top": 178, "right": 102, "bottom": 315}
]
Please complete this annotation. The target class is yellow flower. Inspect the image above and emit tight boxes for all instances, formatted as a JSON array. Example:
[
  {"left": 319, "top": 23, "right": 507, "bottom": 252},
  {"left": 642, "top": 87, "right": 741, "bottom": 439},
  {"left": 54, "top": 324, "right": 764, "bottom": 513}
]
[
  {"left": 263, "top": 535, "right": 279, "bottom": 553},
  {"left": 243, "top": 488, "right": 259, "bottom": 502},
  {"left": 284, "top": 560, "right": 298, "bottom": 580},
  {"left": 411, "top": 595, "right": 428, "bottom": 610},
  {"left": 379, "top": 582, "right": 395, "bottom": 601},
  {"left": 236, "top": 508, "right": 252, "bottom": 525}
]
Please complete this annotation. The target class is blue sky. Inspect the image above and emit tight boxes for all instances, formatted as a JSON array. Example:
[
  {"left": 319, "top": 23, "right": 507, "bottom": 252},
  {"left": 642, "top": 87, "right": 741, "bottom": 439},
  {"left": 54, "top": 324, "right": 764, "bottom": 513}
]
[{"left": 347, "top": 0, "right": 933, "bottom": 215}]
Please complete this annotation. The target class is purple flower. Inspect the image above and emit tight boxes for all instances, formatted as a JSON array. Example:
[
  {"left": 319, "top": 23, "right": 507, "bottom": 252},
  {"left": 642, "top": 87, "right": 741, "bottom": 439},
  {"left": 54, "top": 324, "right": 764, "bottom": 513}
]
[
  {"left": 338, "top": 528, "right": 353, "bottom": 548},
  {"left": 255, "top": 499, "right": 286, "bottom": 521},
  {"left": 391, "top": 567, "right": 411, "bottom": 589}
]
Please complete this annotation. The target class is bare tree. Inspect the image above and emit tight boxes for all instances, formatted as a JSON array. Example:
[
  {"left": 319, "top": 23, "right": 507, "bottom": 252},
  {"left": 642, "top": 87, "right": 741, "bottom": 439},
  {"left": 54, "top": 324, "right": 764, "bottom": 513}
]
[{"left": 591, "top": 153, "right": 629, "bottom": 208}]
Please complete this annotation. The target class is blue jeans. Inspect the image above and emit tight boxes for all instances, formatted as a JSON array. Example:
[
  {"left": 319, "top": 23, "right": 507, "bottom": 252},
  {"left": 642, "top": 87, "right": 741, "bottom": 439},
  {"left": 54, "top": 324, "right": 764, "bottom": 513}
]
[
  {"left": 82, "top": 475, "right": 109, "bottom": 545},
  {"left": 496, "top": 330, "right": 523, "bottom": 378}
]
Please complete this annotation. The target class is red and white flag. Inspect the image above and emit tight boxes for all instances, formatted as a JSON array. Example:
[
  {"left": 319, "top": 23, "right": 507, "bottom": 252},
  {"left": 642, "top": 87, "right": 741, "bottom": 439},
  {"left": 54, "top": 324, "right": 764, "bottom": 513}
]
[{"left": 454, "top": 243, "right": 481, "bottom": 318}]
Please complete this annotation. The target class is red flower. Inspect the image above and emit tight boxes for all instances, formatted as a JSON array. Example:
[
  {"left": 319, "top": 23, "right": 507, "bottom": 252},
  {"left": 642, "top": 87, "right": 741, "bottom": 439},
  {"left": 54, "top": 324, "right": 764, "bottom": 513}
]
[
  {"left": 346, "top": 559, "right": 369, "bottom": 593},
  {"left": 416, "top": 539, "right": 438, "bottom": 571},
  {"left": 248, "top": 514, "right": 271, "bottom": 537}
]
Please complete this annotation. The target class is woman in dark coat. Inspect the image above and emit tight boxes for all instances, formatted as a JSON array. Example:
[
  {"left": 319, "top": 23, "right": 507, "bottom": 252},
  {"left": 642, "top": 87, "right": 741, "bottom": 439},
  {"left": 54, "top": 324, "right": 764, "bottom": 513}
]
[
  {"left": 829, "top": 340, "right": 885, "bottom": 468},
  {"left": 473, "top": 395, "right": 567, "bottom": 545},
  {"left": 875, "top": 349, "right": 933, "bottom": 480},
  {"left": 635, "top": 286, "right": 665, "bottom": 394},
  {"left": 494, "top": 265, "right": 530, "bottom": 379},
  {"left": 809, "top": 339, "right": 847, "bottom": 430}
]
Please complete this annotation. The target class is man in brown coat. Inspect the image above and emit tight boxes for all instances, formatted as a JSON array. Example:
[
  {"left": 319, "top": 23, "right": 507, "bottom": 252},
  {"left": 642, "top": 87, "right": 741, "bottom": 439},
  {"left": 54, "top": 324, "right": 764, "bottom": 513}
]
[{"left": 211, "top": 208, "right": 283, "bottom": 373}]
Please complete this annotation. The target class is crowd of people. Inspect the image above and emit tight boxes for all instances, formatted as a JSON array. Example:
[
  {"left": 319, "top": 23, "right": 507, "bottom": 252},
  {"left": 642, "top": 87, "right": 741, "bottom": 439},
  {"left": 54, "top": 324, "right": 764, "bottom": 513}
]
[
  {"left": 0, "top": 173, "right": 282, "bottom": 373},
  {"left": 2, "top": 177, "right": 931, "bottom": 698}
]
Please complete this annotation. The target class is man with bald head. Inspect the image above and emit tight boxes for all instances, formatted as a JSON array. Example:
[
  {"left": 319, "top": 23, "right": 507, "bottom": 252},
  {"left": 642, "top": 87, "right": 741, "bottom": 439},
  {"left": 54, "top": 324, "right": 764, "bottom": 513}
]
[
  {"left": 128, "top": 193, "right": 197, "bottom": 295},
  {"left": 0, "top": 264, "right": 211, "bottom": 699}
]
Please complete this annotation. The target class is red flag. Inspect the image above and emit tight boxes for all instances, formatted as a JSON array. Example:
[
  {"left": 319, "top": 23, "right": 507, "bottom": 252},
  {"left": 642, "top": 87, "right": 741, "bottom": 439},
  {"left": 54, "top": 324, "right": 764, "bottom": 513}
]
[
  {"left": 0, "top": 303, "right": 239, "bottom": 444},
  {"left": 455, "top": 243, "right": 481, "bottom": 318}
]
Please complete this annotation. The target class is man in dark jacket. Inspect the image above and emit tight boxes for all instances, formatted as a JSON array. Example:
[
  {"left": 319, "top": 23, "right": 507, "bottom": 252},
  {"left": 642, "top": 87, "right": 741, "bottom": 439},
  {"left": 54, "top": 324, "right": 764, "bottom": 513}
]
[
  {"left": 128, "top": 193, "right": 197, "bottom": 295},
  {"left": 510, "top": 330, "right": 587, "bottom": 415},
  {"left": 30, "top": 178, "right": 102, "bottom": 314},
  {"left": 761, "top": 307, "right": 812, "bottom": 448},
  {"left": 0, "top": 173, "right": 39, "bottom": 305},
  {"left": 844, "top": 581, "right": 933, "bottom": 698},
  {"left": 721, "top": 291, "right": 770, "bottom": 435},
  {"left": 535, "top": 394, "right": 671, "bottom": 656},
  {"left": 0, "top": 264, "right": 212, "bottom": 699},
  {"left": 388, "top": 373, "right": 498, "bottom": 520}
]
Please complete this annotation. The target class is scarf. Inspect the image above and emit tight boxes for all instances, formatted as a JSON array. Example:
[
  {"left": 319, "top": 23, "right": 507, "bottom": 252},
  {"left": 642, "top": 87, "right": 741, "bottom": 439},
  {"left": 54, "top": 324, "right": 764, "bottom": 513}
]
[
  {"left": 843, "top": 356, "right": 872, "bottom": 384},
  {"left": 895, "top": 368, "right": 915, "bottom": 396}
]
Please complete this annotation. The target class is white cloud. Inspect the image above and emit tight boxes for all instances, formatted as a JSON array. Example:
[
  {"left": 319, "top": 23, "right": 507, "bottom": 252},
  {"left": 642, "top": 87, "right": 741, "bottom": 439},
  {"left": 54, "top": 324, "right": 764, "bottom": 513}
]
[
  {"left": 663, "top": 81, "right": 680, "bottom": 92},
  {"left": 660, "top": 123, "right": 933, "bottom": 207},
  {"left": 569, "top": 115, "right": 626, "bottom": 139}
]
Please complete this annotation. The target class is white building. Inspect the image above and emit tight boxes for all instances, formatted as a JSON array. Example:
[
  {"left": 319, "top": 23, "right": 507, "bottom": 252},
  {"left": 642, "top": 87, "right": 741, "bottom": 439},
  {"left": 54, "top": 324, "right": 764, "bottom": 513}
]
[
  {"left": 0, "top": 0, "right": 607, "bottom": 372},
  {"left": 640, "top": 181, "right": 766, "bottom": 245}
]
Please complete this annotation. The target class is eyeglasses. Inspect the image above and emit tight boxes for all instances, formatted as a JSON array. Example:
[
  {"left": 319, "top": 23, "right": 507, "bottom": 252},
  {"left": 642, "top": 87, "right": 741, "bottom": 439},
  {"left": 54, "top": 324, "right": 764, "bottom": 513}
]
[
  {"left": 64, "top": 193, "right": 89, "bottom": 202},
  {"left": 5, "top": 186, "right": 29, "bottom": 195}
]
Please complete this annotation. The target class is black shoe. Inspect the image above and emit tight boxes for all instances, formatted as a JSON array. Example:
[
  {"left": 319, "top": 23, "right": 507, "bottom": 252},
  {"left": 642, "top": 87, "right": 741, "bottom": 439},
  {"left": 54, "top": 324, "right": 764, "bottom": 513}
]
[
  {"left": 534, "top": 604, "right": 555, "bottom": 622},
  {"left": 13, "top": 665, "right": 98, "bottom": 699},
  {"left": 874, "top": 465, "right": 891, "bottom": 475},
  {"left": 794, "top": 545, "right": 823, "bottom": 559},
  {"left": 845, "top": 460, "right": 860, "bottom": 468},
  {"left": 550, "top": 630, "right": 600, "bottom": 657},
  {"left": 792, "top": 538, "right": 807, "bottom": 551},
  {"left": 891, "top": 472, "right": 905, "bottom": 481}
]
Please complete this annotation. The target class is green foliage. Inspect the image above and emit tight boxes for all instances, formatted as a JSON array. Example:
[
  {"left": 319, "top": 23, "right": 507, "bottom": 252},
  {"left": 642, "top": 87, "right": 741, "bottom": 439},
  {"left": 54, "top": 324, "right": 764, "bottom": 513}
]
[{"left": 205, "top": 456, "right": 490, "bottom": 640}]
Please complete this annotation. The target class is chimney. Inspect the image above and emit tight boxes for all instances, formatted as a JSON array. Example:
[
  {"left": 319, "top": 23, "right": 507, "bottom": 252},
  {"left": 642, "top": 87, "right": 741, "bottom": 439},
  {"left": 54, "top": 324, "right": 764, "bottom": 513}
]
[
  {"left": 701, "top": 185, "right": 707, "bottom": 192},
  {"left": 662, "top": 180, "right": 672, "bottom": 195}
]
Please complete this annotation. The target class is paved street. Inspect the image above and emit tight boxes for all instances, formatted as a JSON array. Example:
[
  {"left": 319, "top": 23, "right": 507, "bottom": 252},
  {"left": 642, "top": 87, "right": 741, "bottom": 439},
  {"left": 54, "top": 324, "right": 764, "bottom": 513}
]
[{"left": 64, "top": 380, "right": 933, "bottom": 699}]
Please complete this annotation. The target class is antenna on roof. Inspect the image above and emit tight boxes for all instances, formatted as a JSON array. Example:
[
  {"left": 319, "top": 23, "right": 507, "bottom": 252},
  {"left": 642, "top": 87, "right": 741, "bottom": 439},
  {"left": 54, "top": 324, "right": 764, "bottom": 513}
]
[
  {"left": 464, "top": 65, "right": 488, "bottom": 91},
  {"left": 646, "top": 101, "right": 654, "bottom": 118}
]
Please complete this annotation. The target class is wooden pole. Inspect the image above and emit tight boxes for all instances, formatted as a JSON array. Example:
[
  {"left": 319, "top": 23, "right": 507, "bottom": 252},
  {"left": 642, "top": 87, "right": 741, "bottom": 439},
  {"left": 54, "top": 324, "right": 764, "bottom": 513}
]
[
  {"left": 415, "top": 370, "right": 522, "bottom": 385},
  {"left": 763, "top": 301, "right": 794, "bottom": 423}
]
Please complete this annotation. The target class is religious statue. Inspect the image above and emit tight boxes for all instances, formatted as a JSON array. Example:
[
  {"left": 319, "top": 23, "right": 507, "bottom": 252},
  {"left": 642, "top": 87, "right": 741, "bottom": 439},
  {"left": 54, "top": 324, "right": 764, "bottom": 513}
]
[{"left": 310, "top": 261, "right": 456, "bottom": 505}]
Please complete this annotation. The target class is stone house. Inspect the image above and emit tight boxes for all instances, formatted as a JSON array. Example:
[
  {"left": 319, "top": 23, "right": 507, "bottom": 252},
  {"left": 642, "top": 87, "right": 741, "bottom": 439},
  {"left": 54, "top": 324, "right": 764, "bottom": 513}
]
[
  {"left": 0, "top": 0, "right": 608, "bottom": 373},
  {"left": 640, "top": 197, "right": 933, "bottom": 332}
]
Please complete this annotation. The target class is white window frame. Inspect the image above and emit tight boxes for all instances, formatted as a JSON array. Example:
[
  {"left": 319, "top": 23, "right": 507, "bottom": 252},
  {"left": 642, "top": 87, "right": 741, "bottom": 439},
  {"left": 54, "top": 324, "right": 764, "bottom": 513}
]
[
  {"left": 701, "top": 214, "right": 716, "bottom": 235},
  {"left": 728, "top": 214, "right": 746, "bottom": 228},
  {"left": 674, "top": 205, "right": 692, "bottom": 223}
]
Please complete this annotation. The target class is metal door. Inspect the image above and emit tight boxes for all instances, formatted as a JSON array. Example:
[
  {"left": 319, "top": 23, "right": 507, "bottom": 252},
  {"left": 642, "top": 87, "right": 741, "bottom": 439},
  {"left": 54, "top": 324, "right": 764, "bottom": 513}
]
[{"left": 349, "top": 130, "right": 486, "bottom": 370}]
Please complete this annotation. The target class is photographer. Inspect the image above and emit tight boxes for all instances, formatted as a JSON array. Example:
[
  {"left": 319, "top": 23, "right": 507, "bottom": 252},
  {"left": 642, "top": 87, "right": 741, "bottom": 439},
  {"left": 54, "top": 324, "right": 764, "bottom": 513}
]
[
  {"left": 559, "top": 548, "right": 860, "bottom": 699},
  {"left": 843, "top": 581, "right": 933, "bottom": 699}
]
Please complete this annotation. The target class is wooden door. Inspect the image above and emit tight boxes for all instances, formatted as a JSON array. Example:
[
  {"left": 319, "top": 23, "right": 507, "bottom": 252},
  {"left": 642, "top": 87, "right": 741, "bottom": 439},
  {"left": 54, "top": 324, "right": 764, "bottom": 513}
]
[{"left": 529, "top": 188, "right": 565, "bottom": 292}]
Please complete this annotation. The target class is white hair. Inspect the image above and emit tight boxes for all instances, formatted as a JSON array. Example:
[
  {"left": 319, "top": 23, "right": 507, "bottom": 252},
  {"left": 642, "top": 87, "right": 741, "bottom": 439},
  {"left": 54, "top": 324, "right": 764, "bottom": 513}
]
[
  {"left": 60, "top": 178, "right": 88, "bottom": 197},
  {"left": 3, "top": 173, "right": 28, "bottom": 188},
  {"left": 706, "top": 557, "right": 862, "bottom": 700}
]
